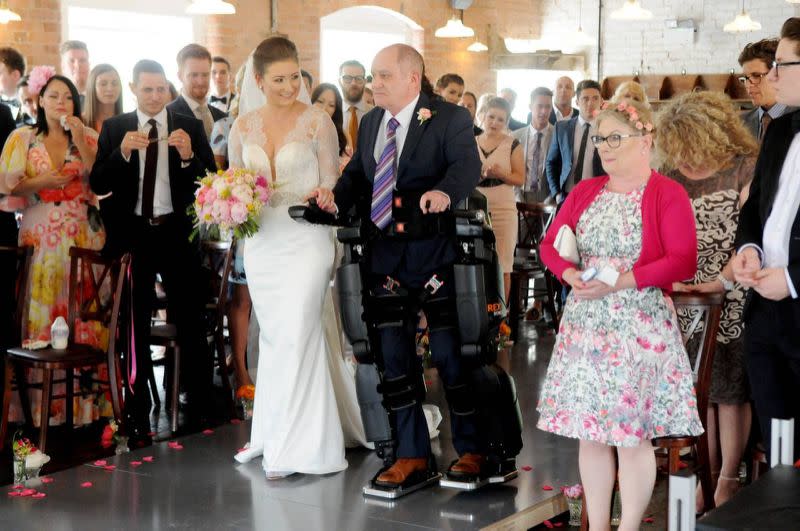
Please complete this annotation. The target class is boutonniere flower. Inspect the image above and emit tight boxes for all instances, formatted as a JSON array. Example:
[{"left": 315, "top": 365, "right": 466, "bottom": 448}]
[{"left": 417, "top": 108, "right": 435, "bottom": 124}]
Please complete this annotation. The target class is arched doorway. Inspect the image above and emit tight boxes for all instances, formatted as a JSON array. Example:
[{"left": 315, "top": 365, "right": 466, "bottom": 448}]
[{"left": 320, "top": 6, "right": 423, "bottom": 85}]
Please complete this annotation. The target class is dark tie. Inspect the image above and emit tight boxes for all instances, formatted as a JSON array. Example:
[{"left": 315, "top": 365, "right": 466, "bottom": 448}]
[
  {"left": 210, "top": 95, "right": 227, "bottom": 104},
  {"left": 759, "top": 112, "right": 772, "bottom": 142},
  {"left": 370, "top": 118, "right": 400, "bottom": 229},
  {"left": 528, "top": 131, "right": 543, "bottom": 191},
  {"left": 141, "top": 118, "right": 159, "bottom": 219},
  {"left": 573, "top": 122, "right": 591, "bottom": 186}
]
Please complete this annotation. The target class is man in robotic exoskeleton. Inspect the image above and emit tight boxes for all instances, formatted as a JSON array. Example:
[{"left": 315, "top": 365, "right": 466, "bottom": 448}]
[{"left": 304, "top": 43, "right": 522, "bottom": 499}]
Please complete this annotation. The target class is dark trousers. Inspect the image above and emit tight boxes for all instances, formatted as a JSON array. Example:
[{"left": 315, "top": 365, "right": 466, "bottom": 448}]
[
  {"left": 0, "top": 212, "right": 18, "bottom": 397},
  {"left": 128, "top": 215, "right": 211, "bottom": 421},
  {"left": 374, "top": 267, "right": 478, "bottom": 459},
  {"left": 743, "top": 296, "right": 800, "bottom": 461}
]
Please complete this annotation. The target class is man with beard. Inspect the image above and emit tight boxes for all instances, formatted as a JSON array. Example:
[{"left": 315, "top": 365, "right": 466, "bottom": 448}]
[
  {"left": 339, "top": 59, "right": 373, "bottom": 152},
  {"left": 168, "top": 43, "right": 227, "bottom": 141}
]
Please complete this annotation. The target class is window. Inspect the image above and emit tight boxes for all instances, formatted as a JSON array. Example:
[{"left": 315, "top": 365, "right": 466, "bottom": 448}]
[{"left": 65, "top": 5, "right": 194, "bottom": 111}]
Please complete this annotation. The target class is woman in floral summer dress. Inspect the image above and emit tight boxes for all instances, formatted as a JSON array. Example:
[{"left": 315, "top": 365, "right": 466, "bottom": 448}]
[
  {"left": 538, "top": 100, "right": 703, "bottom": 531},
  {"left": 0, "top": 70, "right": 106, "bottom": 426}
]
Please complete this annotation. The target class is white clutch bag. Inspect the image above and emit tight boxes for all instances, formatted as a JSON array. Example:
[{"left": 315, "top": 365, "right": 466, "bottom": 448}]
[{"left": 554, "top": 224, "right": 580, "bottom": 264}]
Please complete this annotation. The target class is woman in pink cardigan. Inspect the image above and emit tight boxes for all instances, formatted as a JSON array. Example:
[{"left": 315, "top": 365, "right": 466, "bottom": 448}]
[{"left": 536, "top": 101, "right": 703, "bottom": 531}]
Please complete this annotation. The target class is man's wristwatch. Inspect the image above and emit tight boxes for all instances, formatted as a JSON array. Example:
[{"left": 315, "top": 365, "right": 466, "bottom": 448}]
[{"left": 717, "top": 273, "right": 734, "bottom": 291}]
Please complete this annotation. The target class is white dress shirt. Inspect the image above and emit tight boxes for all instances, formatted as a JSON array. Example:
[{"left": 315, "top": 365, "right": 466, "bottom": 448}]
[
  {"left": 209, "top": 91, "right": 231, "bottom": 113},
  {"left": 553, "top": 105, "right": 573, "bottom": 122},
  {"left": 373, "top": 94, "right": 420, "bottom": 164},
  {"left": 761, "top": 132, "right": 800, "bottom": 298},
  {"left": 570, "top": 115, "right": 595, "bottom": 186},
  {"left": 133, "top": 108, "right": 173, "bottom": 216}
]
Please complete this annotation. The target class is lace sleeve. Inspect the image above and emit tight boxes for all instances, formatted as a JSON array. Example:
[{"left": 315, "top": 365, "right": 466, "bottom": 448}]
[
  {"left": 314, "top": 112, "right": 340, "bottom": 189},
  {"left": 228, "top": 116, "right": 244, "bottom": 168}
]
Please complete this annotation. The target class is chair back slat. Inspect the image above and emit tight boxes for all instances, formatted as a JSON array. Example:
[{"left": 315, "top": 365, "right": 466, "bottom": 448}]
[{"left": 671, "top": 292, "right": 725, "bottom": 428}]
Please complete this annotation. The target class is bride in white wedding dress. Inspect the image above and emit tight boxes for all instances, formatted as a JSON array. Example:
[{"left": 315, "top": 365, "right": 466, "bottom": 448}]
[{"left": 228, "top": 36, "right": 367, "bottom": 478}]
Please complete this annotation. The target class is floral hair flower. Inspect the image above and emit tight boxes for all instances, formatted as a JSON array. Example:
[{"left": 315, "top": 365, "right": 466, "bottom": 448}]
[{"left": 28, "top": 65, "right": 57, "bottom": 96}]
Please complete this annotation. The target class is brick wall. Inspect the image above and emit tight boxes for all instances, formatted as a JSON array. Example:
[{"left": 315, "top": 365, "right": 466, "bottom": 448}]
[{"left": 0, "top": 0, "right": 61, "bottom": 70}]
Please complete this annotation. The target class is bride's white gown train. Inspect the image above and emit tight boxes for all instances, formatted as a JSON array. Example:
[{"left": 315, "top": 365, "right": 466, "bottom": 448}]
[{"left": 229, "top": 106, "right": 366, "bottom": 475}]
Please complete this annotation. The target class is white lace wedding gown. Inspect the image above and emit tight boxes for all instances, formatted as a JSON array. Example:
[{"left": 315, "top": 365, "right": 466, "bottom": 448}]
[{"left": 228, "top": 105, "right": 367, "bottom": 475}]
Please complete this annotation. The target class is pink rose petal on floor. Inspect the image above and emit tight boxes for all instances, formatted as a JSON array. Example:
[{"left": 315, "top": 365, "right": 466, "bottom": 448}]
[
  {"left": 230, "top": 418, "right": 241, "bottom": 424},
  {"left": 554, "top": 523, "right": 564, "bottom": 528},
  {"left": 142, "top": 456, "right": 154, "bottom": 462},
  {"left": 11, "top": 484, "right": 23, "bottom": 490},
  {"left": 32, "top": 492, "right": 46, "bottom": 499},
  {"left": 794, "top": 458, "right": 800, "bottom": 468},
  {"left": 147, "top": 432, "right": 156, "bottom": 437},
  {"left": 237, "top": 447, "right": 247, "bottom": 453},
  {"left": 521, "top": 465, "right": 533, "bottom": 471},
  {"left": 93, "top": 460, "right": 107, "bottom": 466},
  {"left": 7, "top": 491, "right": 20, "bottom": 497},
  {"left": 40, "top": 477, "right": 54, "bottom": 484},
  {"left": 168, "top": 441, "right": 184, "bottom": 450},
  {"left": 678, "top": 461, "right": 688, "bottom": 469},
  {"left": 19, "top": 489, "right": 36, "bottom": 497},
  {"left": 643, "top": 517, "right": 655, "bottom": 524},
  {"left": 103, "top": 465, "right": 116, "bottom": 471},
  {"left": 543, "top": 520, "right": 554, "bottom": 528},
  {"left": 542, "top": 484, "right": 554, "bottom": 491},
  {"left": 80, "top": 482, "right": 93, "bottom": 488},
  {"left": 130, "top": 461, "right": 142, "bottom": 467},
  {"left": 202, "top": 429, "right": 214, "bottom": 435}
]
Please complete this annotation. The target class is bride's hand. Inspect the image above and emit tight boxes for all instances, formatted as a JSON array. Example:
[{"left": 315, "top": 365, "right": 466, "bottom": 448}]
[{"left": 306, "top": 187, "right": 336, "bottom": 213}]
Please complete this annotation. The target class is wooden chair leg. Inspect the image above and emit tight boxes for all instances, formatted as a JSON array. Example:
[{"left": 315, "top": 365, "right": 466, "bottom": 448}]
[
  {"left": 65, "top": 368, "right": 74, "bottom": 430},
  {"left": 13, "top": 364, "right": 32, "bottom": 428},
  {"left": 696, "top": 435, "right": 716, "bottom": 512},
  {"left": 215, "top": 332, "right": 235, "bottom": 418},
  {"left": 0, "top": 361, "right": 14, "bottom": 450},
  {"left": 580, "top": 493, "right": 589, "bottom": 530},
  {"left": 38, "top": 368, "right": 53, "bottom": 454},
  {"left": 545, "top": 273, "right": 560, "bottom": 330},
  {"left": 668, "top": 446, "right": 681, "bottom": 474},
  {"left": 148, "top": 368, "right": 160, "bottom": 409},
  {"left": 170, "top": 344, "right": 180, "bottom": 433},
  {"left": 508, "top": 273, "right": 522, "bottom": 342}
]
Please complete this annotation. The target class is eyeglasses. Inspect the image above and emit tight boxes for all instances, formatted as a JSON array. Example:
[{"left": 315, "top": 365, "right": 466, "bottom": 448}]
[
  {"left": 590, "top": 133, "right": 645, "bottom": 149},
  {"left": 771, "top": 60, "right": 800, "bottom": 75},
  {"left": 737, "top": 72, "right": 769, "bottom": 85},
  {"left": 340, "top": 75, "right": 365, "bottom": 84}
]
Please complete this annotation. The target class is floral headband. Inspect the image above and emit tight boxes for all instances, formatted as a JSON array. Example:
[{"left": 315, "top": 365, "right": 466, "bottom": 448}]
[
  {"left": 27, "top": 65, "right": 57, "bottom": 96},
  {"left": 594, "top": 101, "right": 654, "bottom": 132}
]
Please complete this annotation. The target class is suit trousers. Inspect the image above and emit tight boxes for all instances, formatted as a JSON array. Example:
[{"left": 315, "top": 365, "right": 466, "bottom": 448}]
[
  {"left": 128, "top": 215, "right": 212, "bottom": 420},
  {"left": 743, "top": 295, "right": 800, "bottom": 461},
  {"left": 373, "top": 266, "right": 479, "bottom": 459}
]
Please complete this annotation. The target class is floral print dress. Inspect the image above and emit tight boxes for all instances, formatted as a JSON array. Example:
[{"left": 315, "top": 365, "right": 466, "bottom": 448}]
[
  {"left": 536, "top": 185, "right": 703, "bottom": 447},
  {"left": 0, "top": 126, "right": 109, "bottom": 426}
]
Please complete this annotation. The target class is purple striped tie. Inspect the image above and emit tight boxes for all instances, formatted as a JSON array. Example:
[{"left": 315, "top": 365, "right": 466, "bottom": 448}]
[{"left": 371, "top": 117, "right": 400, "bottom": 229}]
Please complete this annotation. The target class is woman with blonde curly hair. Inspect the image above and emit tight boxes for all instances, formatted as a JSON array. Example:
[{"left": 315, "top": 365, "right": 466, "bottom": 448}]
[
  {"left": 612, "top": 80, "right": 650, "bottom": 108},
  {"left": 656, "top": 90, "right": 758, "bottom": 510}
]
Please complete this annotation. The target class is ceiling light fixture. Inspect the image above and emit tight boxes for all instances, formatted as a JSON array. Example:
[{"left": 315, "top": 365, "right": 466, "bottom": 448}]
[
  {"left": 610, "top": 0, "right": 653, "bottom": 21},
  {"left": 435, "top": 10, "right": 474, "bottom": 38},
  {"left": 0, "top": 1, "right": 21, "bottom": 24},
  {"left": 185, "top": 0, "right": 236, "bottom": 15},
  {"left": 724, "top": 1, "right": 761, "bottom": 32}
]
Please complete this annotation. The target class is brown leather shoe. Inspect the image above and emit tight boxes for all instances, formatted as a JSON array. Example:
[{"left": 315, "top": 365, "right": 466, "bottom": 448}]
[
  {"left": 375, "top": 458, "right": 429, "bottom": 486},
  {"left": 448, "top": 453, "right": 484, "bottom": 476}
]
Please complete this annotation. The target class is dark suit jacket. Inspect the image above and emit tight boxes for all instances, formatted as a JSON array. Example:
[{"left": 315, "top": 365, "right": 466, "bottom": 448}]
[
  {"left": 735, "top": 110, "right": 800, "bottom": 321},
  {"left": 89, "top": 109, "right": 216, "bottom": 254},
  {"left": 508, "top": 117, "right": 526, "bottom": 132},
  {"left": 167, "top": 95, "right": 227, "bottom": 139},
  {"left": 741, "top": 105, "right": 799, "bottom": 141},
  {"left": 0, "top": 103, "right": 17, "bottom": 246},
  {"left": 333, "top": 92, "right": 481, "bottom": 283},
  {"left": 548, "top": 107, "right": 579, "bottom": 125},
  {"left": 545, "top": 116, "right": 603, "bottom": 200}
]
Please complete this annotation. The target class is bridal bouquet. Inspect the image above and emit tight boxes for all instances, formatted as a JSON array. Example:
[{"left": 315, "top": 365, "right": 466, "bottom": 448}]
[{"left": 190, "top": 168, "right": 273, "bottom": 241}]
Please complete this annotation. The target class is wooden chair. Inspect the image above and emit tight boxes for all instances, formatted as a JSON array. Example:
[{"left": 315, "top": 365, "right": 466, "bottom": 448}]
[
  {"left": 151, "top": 239, "right": 235, "bottom": 433},
  {"left": 1, "top": 248, "right": 130, "bottom": 453},
  {"left": 508, "top": 201, "right": 559, "bottom": 341},
  {"left": 654, "top": 291, "right": 725, "bottom": 515}
]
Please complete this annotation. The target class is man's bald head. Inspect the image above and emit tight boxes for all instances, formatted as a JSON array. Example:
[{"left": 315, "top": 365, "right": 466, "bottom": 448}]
[{"left": 371, "top": 43, "right": 424, "bottom": 115}]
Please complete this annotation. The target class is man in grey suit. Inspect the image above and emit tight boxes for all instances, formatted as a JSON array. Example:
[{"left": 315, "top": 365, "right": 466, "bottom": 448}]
[
  {"left": 512, "top": 87, "right": 554, "bottom": 203},
  {"left": 739, "top": 39, "right": 797, "bottom": 143}
]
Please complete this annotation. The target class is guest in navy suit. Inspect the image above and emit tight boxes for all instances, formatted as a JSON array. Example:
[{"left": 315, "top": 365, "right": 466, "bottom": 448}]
[
  {"left": 734, "top": 17, "right": 800, "bottom": 462},
  {"left": 545, "top": 79, "right": 604, "bottom": 203},
  {"left": 310, "top": 44, "right": 482, "bottom": 485},
  {"left": 167, "top": 44, "right": 227, "bottom": 142}
]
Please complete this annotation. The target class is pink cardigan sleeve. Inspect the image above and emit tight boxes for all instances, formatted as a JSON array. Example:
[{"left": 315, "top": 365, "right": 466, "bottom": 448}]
[{"left": 632, "top": 182, "right": 697, "bottom": 290}]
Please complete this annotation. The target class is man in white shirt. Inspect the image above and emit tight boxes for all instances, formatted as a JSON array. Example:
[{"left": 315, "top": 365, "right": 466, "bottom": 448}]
[
  {"left": 209, "top": 56, "right": 233, "bottom": 113},
  {"left": 0, "top": 47, "right": 24, "bottom": 121},
  {"left": 549, "top": 76, "right": 579, "bottom": 124},
  {"left": 167, "top": 43, "right": 227, "bottom": 141},
  {"left": 339, "top": 59, "right": 372, "bottom": 151},
  {"left": 733, "top": 16, "right": 800, "bottom": 462},
  {"left": 513, "top": 87, "right": 554, "bottom": 203}
]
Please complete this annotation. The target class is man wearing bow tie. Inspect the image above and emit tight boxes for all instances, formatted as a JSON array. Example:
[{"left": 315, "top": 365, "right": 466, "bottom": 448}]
[
  {"left": 209, "top": 56, "right": 232, "bottom": 113},
  {"left": 0, "top": 47, "right": 24, "bottom": 123}
]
